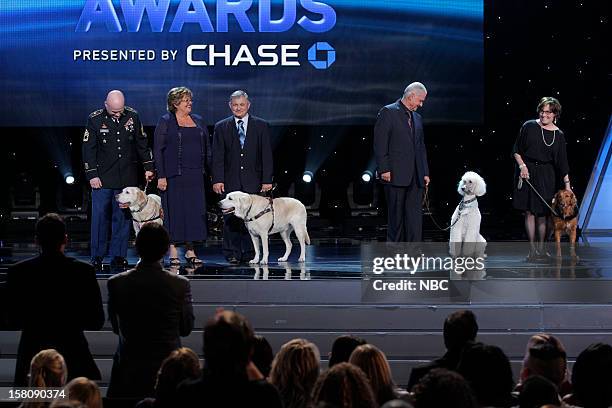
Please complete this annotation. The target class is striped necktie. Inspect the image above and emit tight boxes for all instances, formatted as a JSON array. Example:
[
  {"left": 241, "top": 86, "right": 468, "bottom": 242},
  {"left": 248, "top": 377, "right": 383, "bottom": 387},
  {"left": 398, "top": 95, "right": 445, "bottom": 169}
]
[{"left": 237, "top": 120, "right": 246, "bottom": 148}]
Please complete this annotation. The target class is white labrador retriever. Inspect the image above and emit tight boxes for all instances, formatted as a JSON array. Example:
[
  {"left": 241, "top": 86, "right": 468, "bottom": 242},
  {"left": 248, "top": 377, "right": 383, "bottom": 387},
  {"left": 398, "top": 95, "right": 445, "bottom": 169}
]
[
  {"left": 219, "top": 191, "right": 310, "bottom": 264},
  {"left": 449, "top": 171, "right": 486, "bottom": 258},
  {"left": 115, "top": 187, "right": 163, "bottom": 235}
]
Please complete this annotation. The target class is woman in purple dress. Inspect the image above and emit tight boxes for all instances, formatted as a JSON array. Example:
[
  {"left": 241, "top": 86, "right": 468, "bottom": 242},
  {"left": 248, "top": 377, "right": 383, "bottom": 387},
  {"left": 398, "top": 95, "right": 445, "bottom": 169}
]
[{"left": 154, "top": 87, "right": 211, "bottom": 265}]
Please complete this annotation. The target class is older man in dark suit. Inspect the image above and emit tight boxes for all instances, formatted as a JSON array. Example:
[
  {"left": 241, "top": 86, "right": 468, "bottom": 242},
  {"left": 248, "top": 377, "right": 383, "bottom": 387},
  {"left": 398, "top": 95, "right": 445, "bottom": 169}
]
[
  {"left": 6, "top": 213, "right": 105, "bottom": 386},
  {"left": 374, "top": 82, "right": 430, "bottom": 242},
  {"left": 106, "top": 223, "right": 194, "bottom": 399},
  {"left": 212, "top": 90, "right": 273, "bottom": 264}
]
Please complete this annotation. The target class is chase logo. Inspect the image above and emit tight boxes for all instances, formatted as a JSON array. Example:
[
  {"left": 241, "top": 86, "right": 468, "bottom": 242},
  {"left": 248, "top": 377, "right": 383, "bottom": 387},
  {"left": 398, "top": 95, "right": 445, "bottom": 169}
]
[{"left": 308, "top": 42, "right": 335, "bottom": 69}]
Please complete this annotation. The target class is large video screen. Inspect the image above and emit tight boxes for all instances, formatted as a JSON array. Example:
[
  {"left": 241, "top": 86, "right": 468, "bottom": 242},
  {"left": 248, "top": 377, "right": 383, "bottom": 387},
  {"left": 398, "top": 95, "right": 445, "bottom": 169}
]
[{"left": 0, "top": 0, "right": 483, "bottom": 126}]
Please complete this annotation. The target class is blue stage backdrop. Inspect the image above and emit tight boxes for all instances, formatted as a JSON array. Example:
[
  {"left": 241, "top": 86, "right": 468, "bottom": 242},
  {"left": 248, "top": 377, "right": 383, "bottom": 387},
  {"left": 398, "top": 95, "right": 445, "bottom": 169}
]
[{"left": 1, "top": 0, "right": 483, "bottom": 126}]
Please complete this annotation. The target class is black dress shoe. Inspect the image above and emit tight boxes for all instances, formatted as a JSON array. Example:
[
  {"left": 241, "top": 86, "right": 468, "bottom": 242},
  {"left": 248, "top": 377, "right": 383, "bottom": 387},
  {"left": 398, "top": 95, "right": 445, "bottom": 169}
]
[
  {"left": 227, "top": 256, "right": 240, "bottom": 265},
  {"left": 91, "top": 257, "right": 103, "bottom": 270},
  {"left": 110, "top": 257, "right": 129, "bottom": 269}
]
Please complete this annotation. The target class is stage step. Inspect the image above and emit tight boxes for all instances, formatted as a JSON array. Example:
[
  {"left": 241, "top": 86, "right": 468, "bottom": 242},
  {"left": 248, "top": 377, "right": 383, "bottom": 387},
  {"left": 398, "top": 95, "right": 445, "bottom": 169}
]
[{"left": 1, "top": 278, "right": 612, "bottom": 390}]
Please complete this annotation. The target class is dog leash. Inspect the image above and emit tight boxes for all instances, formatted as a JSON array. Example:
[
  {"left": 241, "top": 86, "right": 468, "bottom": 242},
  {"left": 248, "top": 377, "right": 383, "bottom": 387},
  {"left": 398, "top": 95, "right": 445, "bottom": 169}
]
[
  {"left": 244, "top": 184, "right": 277, "bottom": 233},
  {"left": 423, "top": 185, "right": 472, "bottom": 232},
  {"left": 518, "top": 177, "right": 560, "bottom": 217}
]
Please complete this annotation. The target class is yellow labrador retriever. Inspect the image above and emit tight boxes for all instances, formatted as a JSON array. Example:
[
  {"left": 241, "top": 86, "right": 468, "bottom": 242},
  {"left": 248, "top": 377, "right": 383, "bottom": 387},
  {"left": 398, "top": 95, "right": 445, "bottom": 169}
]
[
  {"left": 115, "top": 187, "right": 163, "bottom": 235},
  {"left": 219, "top": 191, "right": 310, "bottom": 264}
]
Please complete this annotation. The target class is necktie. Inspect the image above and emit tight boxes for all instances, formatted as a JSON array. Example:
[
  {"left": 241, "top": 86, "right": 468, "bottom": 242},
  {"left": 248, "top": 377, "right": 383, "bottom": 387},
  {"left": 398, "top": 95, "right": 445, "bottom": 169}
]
[
  {"left": 237, "top": 120, "right": 246, "bottom": 148},
  {"left": 407, "top": 111, "right": 413, "bottom": 132}
]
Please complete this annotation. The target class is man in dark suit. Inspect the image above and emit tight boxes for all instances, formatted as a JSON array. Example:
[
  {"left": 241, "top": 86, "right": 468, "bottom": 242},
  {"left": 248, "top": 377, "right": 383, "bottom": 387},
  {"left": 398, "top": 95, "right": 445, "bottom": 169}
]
[
  {"left": 407, "top": 310, "right": 478, "bottom": 390},
  {"left": 212, "top": 90, "right": 273, "bottom": 264},
  {"left": 6, "top": 213, "right": 105, "bottom": 386},
  {"left": 82, "top": 90, "right": 155, "bottom": 269},
  {"left": 374, "top": 82, "right": 430, "bottom": 242},
  {"left": 106, "top": 223, "right": 194, "bottom": 399}
]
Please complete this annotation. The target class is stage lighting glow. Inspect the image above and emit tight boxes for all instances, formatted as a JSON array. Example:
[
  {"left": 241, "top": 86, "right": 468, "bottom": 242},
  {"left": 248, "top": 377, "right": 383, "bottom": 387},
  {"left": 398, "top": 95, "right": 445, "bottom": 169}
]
[
  {"left": 65, "top": 175, "right": 75, "bottom": 185},
  {"left": 361, "top": 171, "right": 373, "bottom": 183},
  {"left": 302, "top": 171, "right": 313, "bottom": 183}
]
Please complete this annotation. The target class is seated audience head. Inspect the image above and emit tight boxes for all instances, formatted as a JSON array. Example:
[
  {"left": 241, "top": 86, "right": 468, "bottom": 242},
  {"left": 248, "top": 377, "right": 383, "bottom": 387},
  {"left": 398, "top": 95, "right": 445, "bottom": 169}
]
[
  {"left": 456, "top": 343, "right": 514, "bottom": 407},
  {"left": 252, "top": 335, "right": 274, "bottom": 378},
  {"left": 412, "top": 368, "right": 476, "bottom": 408},
  {"left": 203, "top": 310, "right": 254, "bottom": 379},
  {"left": 520, "top": 334, "right": 567, "bottom": 388},
  {"left": 49, "top": 401, "right": 86, "bottom": 408},
  {"left": 28, "top": 349, "right": 67, "bottom": 388},
  {"left": 63, "top": 377, "right": 102, "bottom": 408},
  {"left": 381, "top": 400, "right": 415, "bottom": 408},
  {"left": 443, "top": 310, "right": 478, "bottom": 352},
  {"left": 270, "top": 338, "right": 320, "bottom": 408},
  {"left": 518, "top": 375, "right": 560, "bottom": 408},
  {"left": 349, "top": 344, "right": 397, "bottom": 405},
  {"left": 155, "top": 347, "right": 202, "bottom": 403},
  {"left": 571, "top": 342, "right": 612, "bottom": 408},
  {"left": 311, "top": 362, "right": 377, "bottom": 408},
  {"left": 328, "top": 335, "right": 367, "bottom": 367},
  {"left": 135, "top": 223, "right": 170, "bottom": 262},
  {"left": 35, "top": 213, "right": 67, "bottom": 252}
]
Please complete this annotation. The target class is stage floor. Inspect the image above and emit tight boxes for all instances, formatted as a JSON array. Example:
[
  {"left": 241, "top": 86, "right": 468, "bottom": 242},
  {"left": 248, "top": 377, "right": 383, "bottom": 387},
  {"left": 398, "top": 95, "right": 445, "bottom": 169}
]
[{"left": 3, "top": 238, "right": 612, "bottom": 282}]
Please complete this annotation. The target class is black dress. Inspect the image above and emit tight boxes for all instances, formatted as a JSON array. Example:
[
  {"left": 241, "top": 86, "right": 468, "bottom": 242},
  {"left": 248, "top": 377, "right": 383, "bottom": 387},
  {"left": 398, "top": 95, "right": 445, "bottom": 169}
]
[{"left": 512, "top": 120, "right": 569, "bottom": 215}]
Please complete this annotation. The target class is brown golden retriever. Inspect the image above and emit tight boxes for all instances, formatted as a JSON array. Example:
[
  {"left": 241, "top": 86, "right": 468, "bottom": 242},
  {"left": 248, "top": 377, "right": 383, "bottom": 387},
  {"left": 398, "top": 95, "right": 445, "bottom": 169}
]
[{"left": 551, "top": 189, "right": 578, "bottom": 259}]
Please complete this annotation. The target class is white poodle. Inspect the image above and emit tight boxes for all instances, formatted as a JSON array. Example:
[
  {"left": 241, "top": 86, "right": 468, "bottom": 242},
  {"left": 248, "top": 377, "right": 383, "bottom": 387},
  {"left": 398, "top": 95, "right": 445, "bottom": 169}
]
[{"left": 449, "top": 171, "right": 487, "bottom": 258}]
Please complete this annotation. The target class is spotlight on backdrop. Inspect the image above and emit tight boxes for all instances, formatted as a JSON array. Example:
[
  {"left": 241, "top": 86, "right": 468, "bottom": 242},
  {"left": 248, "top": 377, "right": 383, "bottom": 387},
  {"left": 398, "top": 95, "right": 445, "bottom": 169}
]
[
  {"left": 361, "top": 171, "right": 373, "bottom": 183},
  {"left": 302, "top": 171, "right": 314, "bottom": 183},
  {"left": 64, "top": 174, "right": 75, "bottom": 185}
]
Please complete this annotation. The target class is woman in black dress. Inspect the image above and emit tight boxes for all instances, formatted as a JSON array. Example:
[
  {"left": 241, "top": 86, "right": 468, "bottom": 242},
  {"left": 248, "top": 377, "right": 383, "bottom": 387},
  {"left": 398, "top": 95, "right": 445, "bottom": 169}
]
[
  {"left": 154, "top": 87, "right": 211, "bottom": 265},
  {"left": 512, "top": 97, "right": 571, "bottom": 260}
]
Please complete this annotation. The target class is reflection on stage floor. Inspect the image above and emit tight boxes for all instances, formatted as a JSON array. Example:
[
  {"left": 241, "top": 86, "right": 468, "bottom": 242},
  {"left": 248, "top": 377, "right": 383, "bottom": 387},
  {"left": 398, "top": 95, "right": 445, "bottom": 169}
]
[{"left": 3, "top": 239, "right": 612, "bottom": 281}]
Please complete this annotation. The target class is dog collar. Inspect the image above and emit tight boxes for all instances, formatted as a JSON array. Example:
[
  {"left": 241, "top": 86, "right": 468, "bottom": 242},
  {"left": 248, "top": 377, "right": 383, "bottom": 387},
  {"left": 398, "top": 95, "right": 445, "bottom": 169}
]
[
  {"left": 462, "top": 197, "right": 477, "bottom": 205},
  {"left": 132, "top": 196, "right": 149, "bottom": 213}
]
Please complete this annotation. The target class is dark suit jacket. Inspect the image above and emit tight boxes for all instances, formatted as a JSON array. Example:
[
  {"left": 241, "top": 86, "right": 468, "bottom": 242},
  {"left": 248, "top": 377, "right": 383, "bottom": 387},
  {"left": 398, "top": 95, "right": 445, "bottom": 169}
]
[
  {"left": 6, "top": 253, "right": 105, "bottom": 386},
  {"left": 107, "top": 261, "right": 194, "bottom": 398},
  {"left": 153, "top": 112, "right": 211, "bottom": 178},
  {"left": 82, "top": 106, "right": 154, "bottom": 189},
  {"left": 407, "top": 349, "right": 464, "bottom": 390},
  {"left": 212, "top": 115, "right": 273, "bottom": 194},
  {"left": 374, "top": 100, "right": 429, "bottom": 187}
]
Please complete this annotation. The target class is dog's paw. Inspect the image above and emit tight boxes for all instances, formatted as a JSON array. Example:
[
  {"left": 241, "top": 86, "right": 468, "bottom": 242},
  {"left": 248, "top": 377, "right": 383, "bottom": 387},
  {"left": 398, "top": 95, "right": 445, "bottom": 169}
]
[
  {"left": 278, "top": 257, "right": 288, "bottom": 262},
  {"left": 260, "top": 259, "right": 268, "bottom": 265},
  {"left": 249, "top": 258, "right": 260, "bottom": 264},
  {"left": 298, "top": 257, "right": 305, "bottom": 263}
]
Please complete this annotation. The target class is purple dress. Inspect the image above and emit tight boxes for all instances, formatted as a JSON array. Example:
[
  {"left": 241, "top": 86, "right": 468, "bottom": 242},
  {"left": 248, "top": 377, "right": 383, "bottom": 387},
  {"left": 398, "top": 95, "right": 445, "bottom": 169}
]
[{"left": 162, "top": 126, "right": 207, "bottom": 243}]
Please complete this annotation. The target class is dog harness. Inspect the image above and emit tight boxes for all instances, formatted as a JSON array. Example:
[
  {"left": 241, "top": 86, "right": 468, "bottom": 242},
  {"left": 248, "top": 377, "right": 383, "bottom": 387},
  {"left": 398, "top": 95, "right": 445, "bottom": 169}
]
[
  {"left": 131, "top": 196, "right": 164, "bottom": 224},
  {"left": 244, "top": 196, "right": 275, "bottom": 233},
  {"left": 555, "top": 204, "right": 578, "bottom": 221}
]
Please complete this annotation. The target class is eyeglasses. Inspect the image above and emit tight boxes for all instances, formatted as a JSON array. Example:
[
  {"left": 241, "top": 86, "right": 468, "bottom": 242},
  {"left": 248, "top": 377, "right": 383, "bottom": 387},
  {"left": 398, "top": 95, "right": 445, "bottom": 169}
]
[{"left": 539, "top": 110, "right": 554, "bottom": 115}]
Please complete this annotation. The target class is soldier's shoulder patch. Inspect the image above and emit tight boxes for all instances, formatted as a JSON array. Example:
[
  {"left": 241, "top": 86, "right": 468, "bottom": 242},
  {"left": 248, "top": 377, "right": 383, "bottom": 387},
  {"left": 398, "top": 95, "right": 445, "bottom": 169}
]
[
  {"left": 83, "top": 129, "right": 89, "bottom": 142},
  {"left": 89, "top": 109, "right": 103, "bottom": 118},
  {"left": 124, "top": 105, "right": 137, "bottom": 113}
]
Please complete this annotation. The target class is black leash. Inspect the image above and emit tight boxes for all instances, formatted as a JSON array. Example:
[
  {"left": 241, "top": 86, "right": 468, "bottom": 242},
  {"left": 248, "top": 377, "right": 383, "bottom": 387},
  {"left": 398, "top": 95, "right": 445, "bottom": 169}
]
[
  {"left": 518, "top": 177, "right": 581, "bottom": 219},
  {"left": 244, "top": 184, "right": 276, "bottom": 233},
  {"left": 422, "top": 185, "right": 476, "bottom": 232},
  {"left": 518, "top": 177, "right": 560, "bottom": 217}
]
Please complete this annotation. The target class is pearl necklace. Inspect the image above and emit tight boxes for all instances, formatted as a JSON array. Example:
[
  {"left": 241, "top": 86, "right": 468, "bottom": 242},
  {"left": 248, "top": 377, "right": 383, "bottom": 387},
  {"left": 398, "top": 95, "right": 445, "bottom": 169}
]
[{"left": 541, "top": 126, "right": 556, "bottom": 147}]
